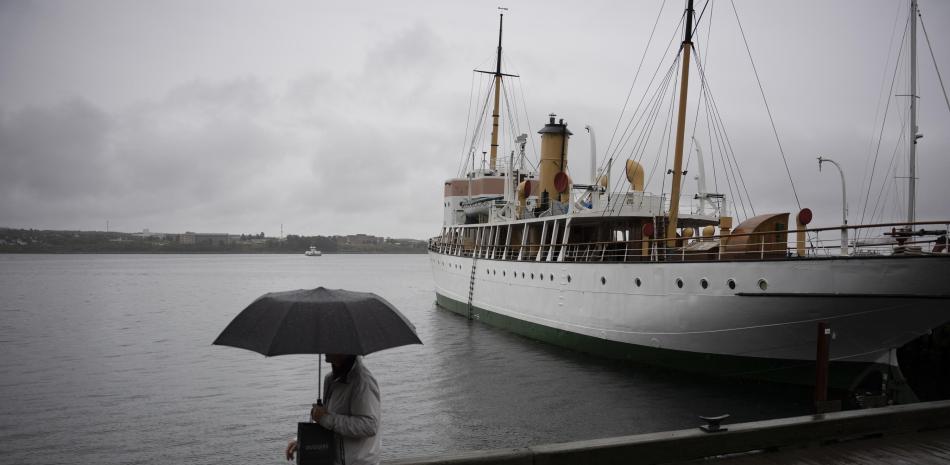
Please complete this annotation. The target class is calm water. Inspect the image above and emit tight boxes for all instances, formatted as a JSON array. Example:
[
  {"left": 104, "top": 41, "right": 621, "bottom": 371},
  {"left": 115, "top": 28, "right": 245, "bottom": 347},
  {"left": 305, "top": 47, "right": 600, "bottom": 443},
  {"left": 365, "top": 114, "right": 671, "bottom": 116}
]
[{"left": 0, "top": 254, "right": 811, "bottom": 464}]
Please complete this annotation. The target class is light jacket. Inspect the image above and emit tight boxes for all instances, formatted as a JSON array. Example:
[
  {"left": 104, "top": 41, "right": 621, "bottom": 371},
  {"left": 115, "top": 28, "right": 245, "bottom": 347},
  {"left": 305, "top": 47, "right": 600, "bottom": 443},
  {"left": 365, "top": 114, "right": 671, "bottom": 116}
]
[{"left": 318, "top": 357, "right": 381, "bottom": 465}]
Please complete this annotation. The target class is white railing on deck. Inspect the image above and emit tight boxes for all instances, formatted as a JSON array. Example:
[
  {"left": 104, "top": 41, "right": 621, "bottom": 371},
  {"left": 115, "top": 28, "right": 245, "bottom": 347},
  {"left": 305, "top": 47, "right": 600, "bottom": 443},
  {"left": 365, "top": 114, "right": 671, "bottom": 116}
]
[{"left": 429, "top": 221, "right": 950, "bottom": 263}]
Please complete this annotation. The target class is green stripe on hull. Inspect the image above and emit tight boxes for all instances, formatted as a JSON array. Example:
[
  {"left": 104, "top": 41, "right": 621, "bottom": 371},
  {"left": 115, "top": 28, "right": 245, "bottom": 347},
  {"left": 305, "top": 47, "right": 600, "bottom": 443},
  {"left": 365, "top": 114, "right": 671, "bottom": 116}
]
[{"left": 435, "top": 293, "right": 902, "bottom": 394}]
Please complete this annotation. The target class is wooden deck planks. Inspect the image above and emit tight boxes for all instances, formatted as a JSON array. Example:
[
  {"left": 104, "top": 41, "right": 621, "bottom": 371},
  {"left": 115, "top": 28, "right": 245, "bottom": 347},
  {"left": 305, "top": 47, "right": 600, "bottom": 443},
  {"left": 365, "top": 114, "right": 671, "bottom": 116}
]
[{"left": 696, "top": 429, "right": 950, "bottom": 465}]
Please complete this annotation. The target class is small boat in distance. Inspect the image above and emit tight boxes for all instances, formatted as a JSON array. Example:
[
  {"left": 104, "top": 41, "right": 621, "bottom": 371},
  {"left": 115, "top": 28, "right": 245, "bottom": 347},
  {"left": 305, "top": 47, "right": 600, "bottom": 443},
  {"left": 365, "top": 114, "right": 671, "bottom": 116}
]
[{"left": 304, "top": 246, "right": 322, "bottom": 257}]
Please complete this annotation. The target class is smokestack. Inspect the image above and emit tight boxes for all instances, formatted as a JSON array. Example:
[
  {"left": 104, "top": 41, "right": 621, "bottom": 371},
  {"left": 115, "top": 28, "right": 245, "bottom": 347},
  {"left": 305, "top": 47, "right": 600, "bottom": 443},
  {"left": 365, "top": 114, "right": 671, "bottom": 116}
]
[{"left": 538, "top": 113, "right": 572, "bottom": 206}]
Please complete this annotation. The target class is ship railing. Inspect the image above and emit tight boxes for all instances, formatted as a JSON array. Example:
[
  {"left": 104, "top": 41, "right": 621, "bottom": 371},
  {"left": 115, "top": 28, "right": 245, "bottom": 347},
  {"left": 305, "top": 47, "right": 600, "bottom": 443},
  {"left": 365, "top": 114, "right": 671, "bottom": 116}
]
[{"left": 427, "top": 221, "right": 949, "bottom": 262}]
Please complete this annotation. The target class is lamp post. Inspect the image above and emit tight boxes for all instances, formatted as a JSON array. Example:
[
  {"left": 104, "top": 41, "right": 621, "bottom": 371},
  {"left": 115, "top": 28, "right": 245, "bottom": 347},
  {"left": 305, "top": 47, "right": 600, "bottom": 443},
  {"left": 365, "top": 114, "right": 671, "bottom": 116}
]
[{"left": 818, "top": 156, "right": 848, "bottom": 256}]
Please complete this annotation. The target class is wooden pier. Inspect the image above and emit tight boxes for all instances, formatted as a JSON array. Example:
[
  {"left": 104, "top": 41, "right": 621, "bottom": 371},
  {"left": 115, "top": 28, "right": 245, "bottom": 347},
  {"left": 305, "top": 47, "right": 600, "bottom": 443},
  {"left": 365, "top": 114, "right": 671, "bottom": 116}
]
[{"left": 386, "top": 400, "right": 950, "bottom": 465}]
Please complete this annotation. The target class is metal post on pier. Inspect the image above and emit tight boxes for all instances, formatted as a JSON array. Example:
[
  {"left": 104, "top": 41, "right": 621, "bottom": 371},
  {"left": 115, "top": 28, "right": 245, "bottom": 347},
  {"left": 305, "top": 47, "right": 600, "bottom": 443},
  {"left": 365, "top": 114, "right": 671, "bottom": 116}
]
[
  {"left": 815, "top": 321, "right": 840, "bottom": 413},
  {"left": 815, "top": 322, "right": 829, "bottom": 404},
  {"left": 818, "top": 156, "right": 848, "bottom": 256}
]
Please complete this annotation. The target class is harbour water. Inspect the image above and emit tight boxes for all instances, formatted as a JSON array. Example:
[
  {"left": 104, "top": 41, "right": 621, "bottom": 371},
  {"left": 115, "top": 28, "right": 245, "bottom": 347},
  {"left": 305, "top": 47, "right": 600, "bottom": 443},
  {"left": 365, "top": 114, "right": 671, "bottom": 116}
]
[{"left": 0, "top": 254, "right": 812, "bottom": 464}]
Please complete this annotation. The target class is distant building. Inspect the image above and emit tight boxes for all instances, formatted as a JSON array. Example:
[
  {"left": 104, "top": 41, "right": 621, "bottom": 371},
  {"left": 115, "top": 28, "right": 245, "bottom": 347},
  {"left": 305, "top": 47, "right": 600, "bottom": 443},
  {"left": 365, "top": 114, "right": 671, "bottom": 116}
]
[
  {"left": 135, "top": 229, "right": 166, "bottom": 240},
  {"left": 179, "top": 232, "right": 196, "bottom": 245},
  {"left": 339, "top": 234, "right": 383, "bottom": 245},
  {"left": 176, "top": 232, "right": 229, "bottom": 245},
  {"left": 195, "top": 233, "right": 230, "bottom": 246}
]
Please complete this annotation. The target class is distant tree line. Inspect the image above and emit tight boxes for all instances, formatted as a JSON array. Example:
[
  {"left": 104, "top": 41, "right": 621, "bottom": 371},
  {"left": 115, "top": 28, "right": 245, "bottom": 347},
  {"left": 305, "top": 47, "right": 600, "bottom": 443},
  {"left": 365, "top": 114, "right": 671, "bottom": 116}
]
[{"left": 0, "top": 228, "right": 427, "bottom": 254}]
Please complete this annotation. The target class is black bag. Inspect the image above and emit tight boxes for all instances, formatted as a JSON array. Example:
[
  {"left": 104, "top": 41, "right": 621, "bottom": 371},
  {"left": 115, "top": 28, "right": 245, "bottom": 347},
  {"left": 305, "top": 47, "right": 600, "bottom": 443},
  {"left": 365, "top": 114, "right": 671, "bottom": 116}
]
[{"left": 296, "top": 422, "right": 335, "bottom": 465}]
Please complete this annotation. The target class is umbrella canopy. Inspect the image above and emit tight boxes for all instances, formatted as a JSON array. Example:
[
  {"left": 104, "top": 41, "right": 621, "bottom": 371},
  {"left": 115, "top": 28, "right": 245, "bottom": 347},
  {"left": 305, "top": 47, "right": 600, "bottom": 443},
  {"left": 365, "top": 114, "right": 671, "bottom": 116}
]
[{"left": 213, "top": 287, "right": 422, "bottom": 356}]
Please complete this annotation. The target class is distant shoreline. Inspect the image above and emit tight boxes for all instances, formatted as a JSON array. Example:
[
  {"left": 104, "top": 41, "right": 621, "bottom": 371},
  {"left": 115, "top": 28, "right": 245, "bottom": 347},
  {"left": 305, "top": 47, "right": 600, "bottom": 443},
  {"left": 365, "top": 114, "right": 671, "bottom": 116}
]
[
  {"left": 0, "top": 228, "right": 429, "bottom": 255},
  {"left": 0, "top": 250, "right": 427, "bottom": 254}
]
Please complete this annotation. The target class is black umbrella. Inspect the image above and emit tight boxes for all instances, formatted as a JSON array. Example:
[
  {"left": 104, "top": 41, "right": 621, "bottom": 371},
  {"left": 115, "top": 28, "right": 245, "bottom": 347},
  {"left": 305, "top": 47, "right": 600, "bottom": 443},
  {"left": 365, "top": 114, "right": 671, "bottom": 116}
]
[{"left": 213, "top": 287, "right": 421, "bottom": 400}]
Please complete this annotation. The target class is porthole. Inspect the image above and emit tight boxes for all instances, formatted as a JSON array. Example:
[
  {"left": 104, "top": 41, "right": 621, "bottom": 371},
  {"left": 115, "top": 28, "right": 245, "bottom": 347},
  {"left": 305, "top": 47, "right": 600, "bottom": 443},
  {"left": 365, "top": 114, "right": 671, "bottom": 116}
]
[
  {"left": 601, "top": 276, "right": 607, "bottom": 285},
  {"left": 486, "top": 269, "right": 490, "bottom": 275},
  {"left": 531, "top": 273, "right": 535, "bottom": 279},
  {"left": 675, "top": 278, "right": 684, "bottom": 289},
  {"left": 727, "top": 279, "right": 736, "bottom": 290},
  {"left": 502, "top": 271, "right": 506, "bottom": 277},
  {"left": 700, "top": 278, "right": 708, "bottom": 289},
  {"left": 758, "top": 279, "right": 768, "bottom": 291},
  {"left": 492, "top": 270, "right": 496, "bottom": 275},
  {"left": 567, "top": 275, "right": 572, "bottom": 283},
  {"left": 550, "top": 274, "right": 554, "bottom": 281},
  {"left": 521, "top": 272, "right": 525, "bottom": 278},
  {"left": 635, "top": 277, "right": 642, "bottom": 287}
]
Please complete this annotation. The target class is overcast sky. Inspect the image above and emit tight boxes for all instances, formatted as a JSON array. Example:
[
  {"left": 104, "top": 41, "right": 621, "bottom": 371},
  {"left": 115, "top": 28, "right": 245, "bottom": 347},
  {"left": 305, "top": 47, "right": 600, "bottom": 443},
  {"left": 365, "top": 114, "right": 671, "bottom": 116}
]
[{"left": 1, "top": 0, "right": 948, "bottom": 239}]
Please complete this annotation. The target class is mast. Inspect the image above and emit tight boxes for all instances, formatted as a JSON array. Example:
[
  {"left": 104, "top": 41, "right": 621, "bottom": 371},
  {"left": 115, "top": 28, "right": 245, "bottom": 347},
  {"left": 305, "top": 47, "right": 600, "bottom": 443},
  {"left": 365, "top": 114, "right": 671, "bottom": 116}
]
[
  {"left": 489, "top": 12, "right": 504, "bottom": 171},
  {"left": 665, "top": 0, "right": 695, "bottom": 245},
  {"left": 908, "top": 0, "right": 919, "bottom": 226},
  {"left": 474, "top": 10, "right": 517, "bottom": 172}
]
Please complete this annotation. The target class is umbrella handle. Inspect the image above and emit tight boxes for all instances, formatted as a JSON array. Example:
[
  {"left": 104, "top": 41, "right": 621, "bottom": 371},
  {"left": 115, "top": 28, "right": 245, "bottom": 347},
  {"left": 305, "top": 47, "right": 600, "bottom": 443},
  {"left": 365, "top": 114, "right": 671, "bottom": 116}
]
[{"left": 316, "top": 355, "right": 323, "bottom": 407}]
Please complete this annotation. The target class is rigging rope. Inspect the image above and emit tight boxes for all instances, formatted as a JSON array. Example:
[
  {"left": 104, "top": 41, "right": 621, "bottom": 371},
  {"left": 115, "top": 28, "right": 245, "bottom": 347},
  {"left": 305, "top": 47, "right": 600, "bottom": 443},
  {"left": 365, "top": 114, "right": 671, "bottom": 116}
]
[
  {"left": 505, "top": 53, "right": 540, "bottom": 171},
  {"left": 603, "top": 61, "right": 680, "bottom": 217},
  {"left": 659, "top": 56, "right": 681, "bottom": 206},
  {"left": 456, "top": 71, "right": 478, "bottom": 177},
  {"left": 729, "top": 0, "right": 800, "bottom": 210},
  {"left": 461, "top": 75, "right": 498, "bottom": 177},
  {"left": 918, "top": 9, "right": 950, "bottom": 115},
  {"left": 501, "top": 73, "right": 526, "bottom": 171},
  {"left": 603, "top": 8, "right": 686, "bottom": 174},
  {"left": 872, "top": 61, "right": 911, "bottom": 229},
  {"left": 617, "top": 63, "right": 680, "bottom": 193},
  {"left": 604, "top": 1, "right": 668, "bottom": 164},
  {"left": 868, "top": 109, "right": 909, "bottom": 228},
  {"left": 693, "top": 50, "right": 754, "bottom": 219},
  {"left": 858, "top": 15, "right": 908, "bottom": 229},
  {"left": 685, "top": 0, "right": 716, "bottom": 176},
  {"left": 856, "top": 2, "right": 904, "bottom": 240}
]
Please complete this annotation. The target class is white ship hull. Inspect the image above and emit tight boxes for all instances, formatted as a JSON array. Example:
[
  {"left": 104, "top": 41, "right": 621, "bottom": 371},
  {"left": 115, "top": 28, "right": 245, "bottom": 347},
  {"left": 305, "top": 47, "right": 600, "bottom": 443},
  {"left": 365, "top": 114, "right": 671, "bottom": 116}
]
[
  {"left": 431, "top": 5, "right": 950, "bottom": 397},
  {"left": 430, "top": 250, "right": 950, "bottom": 388}
]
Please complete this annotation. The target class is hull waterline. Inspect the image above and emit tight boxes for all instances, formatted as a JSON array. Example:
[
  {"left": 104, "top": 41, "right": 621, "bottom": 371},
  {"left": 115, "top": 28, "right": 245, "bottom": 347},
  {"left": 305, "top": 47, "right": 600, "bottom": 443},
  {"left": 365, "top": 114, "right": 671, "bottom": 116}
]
[{"left": 430, "top": 250, "right": 950, "bottom": 394}]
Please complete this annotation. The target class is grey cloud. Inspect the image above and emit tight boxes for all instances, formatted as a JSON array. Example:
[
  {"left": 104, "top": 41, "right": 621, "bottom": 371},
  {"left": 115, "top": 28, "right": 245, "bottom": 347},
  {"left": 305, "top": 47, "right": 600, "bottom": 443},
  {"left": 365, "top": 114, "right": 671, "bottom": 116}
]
[
  {"left": 163, "top": 78, "right": 271, "bottom": 114},
  {"left": 0, "top": 17, "right": 461, "bottom": 236},
  {"left": 0, "top": 99, "right": 113, "bottom": 199},
  {"left": 2, "top": 1, "right": 948, "bottom": 238}
]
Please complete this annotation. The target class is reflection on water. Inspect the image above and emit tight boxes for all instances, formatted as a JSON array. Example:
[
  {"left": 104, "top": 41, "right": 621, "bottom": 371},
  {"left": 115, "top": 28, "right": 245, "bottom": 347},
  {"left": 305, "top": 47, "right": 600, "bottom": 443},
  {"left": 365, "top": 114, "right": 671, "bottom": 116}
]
[{"left": 0, "top": 254, "right": 810, "bottom": 464}]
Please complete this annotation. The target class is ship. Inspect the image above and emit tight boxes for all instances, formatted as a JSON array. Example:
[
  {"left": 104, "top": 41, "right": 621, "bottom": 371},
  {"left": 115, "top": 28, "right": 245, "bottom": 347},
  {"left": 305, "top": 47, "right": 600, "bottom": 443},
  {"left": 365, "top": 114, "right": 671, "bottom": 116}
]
[
  {"left": 305, "top": 246, "right": 322, "bottom": 257},
  {"left": 429, "top": 2, "right": 950, "bottom": 400}
]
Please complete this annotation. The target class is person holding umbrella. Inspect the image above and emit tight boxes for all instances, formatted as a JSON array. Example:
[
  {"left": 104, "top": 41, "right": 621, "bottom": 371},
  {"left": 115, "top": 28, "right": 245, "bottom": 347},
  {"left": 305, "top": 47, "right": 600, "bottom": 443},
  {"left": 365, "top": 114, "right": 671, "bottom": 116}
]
[
  {"left": 285, "top": 353, "right": 380, "bottom": 464},
  {"left": 213, "top": 287, "right": 421, "bottom": 465}
]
